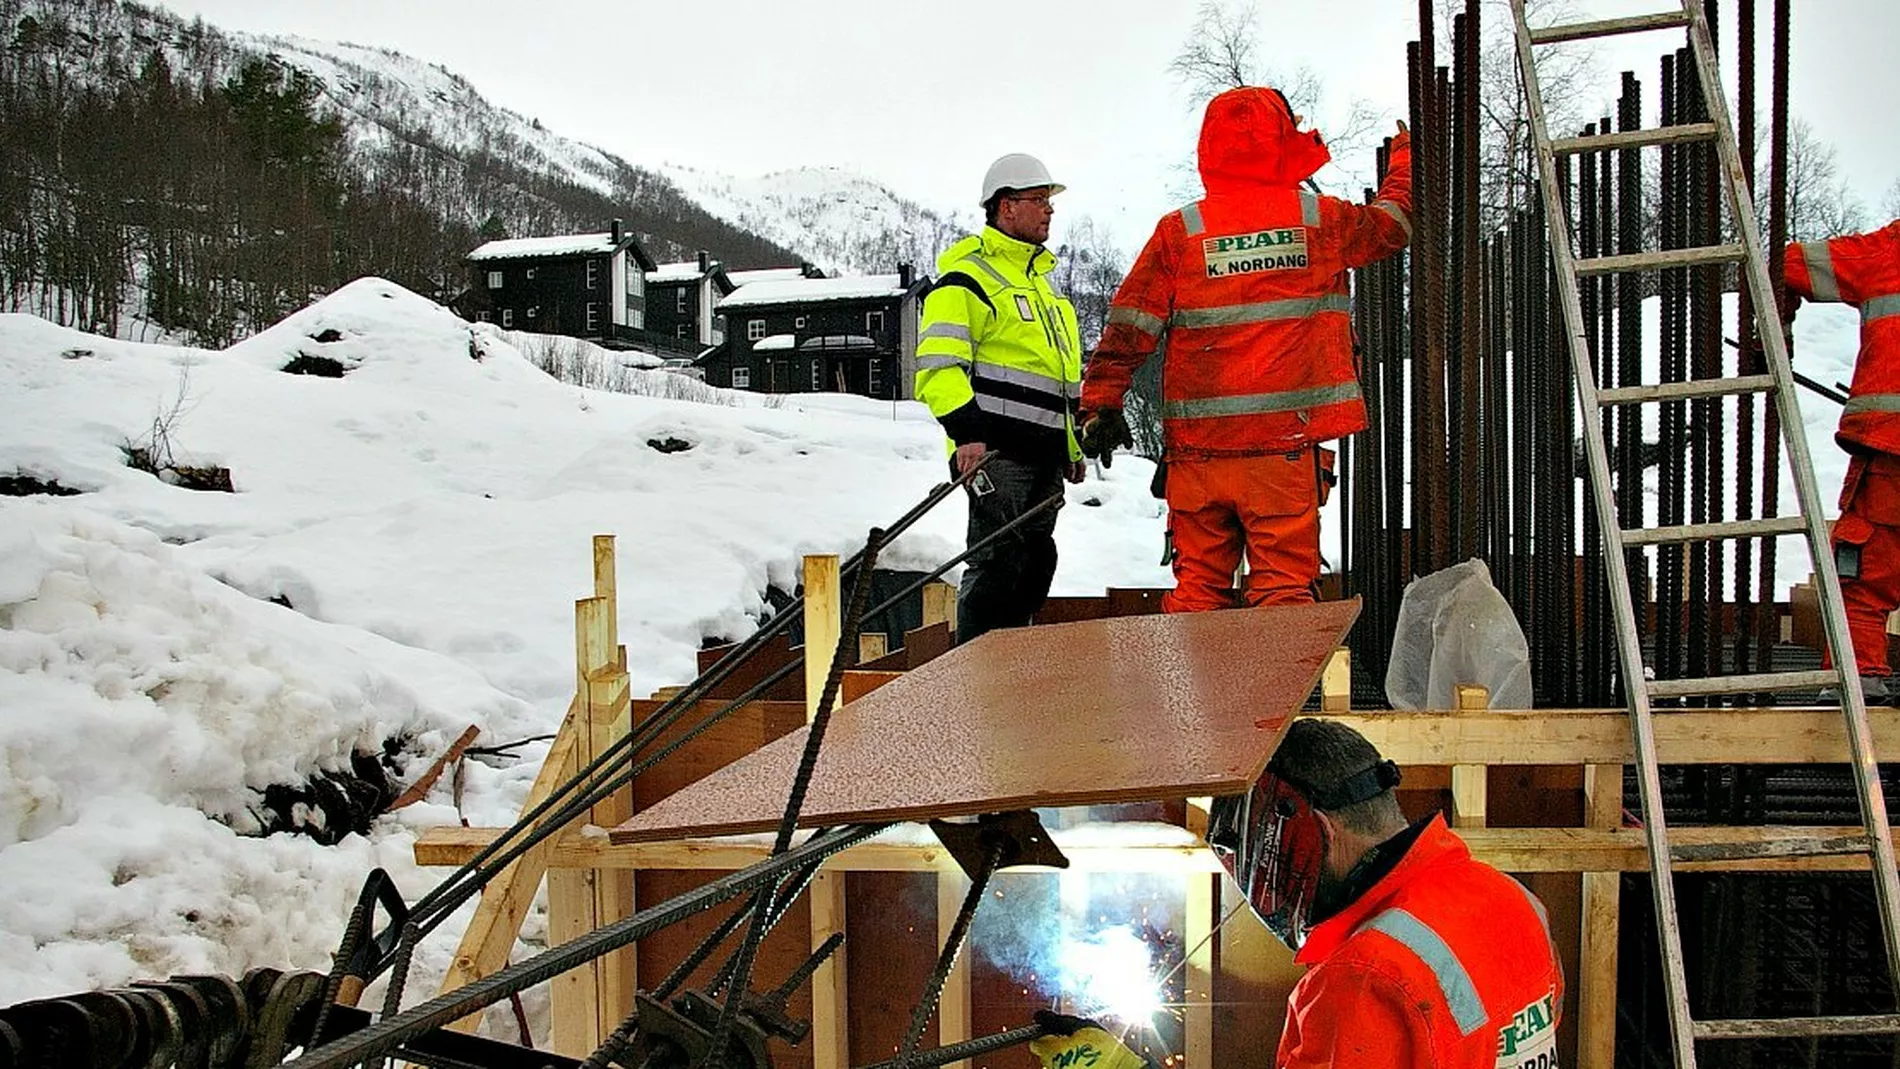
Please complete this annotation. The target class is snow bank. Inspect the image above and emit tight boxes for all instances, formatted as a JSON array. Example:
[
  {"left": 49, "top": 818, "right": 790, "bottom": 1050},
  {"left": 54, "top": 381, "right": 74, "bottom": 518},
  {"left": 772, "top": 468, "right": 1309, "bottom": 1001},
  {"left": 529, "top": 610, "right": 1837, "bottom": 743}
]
[{"left": 0, "top": 277, "right": 1170, "bottom": 1009}]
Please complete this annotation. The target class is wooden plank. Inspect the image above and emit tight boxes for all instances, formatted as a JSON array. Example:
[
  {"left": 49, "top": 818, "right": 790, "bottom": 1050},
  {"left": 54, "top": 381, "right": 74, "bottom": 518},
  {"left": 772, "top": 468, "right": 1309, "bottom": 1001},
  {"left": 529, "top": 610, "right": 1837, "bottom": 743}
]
[
  {"left": 552, "top": 595, "right": 619, "bottom": 1055},
  {"left": 1320, "top": 647, "right": 1350, "bottom": 712},
  {"left": 842, "top": 670, "right": 904, "bottom": 705},
  {"left": 1184, "top": 873, "right": 1215, "bottom": 1068},
  {"left": 805, "top": 555, "right": 847, "bottom": 1069},
  {"left": 435, "top": 698, "right": 581, "bottom": 1033},
  {"left": 921, "top": 580, "right": 957, "bottom": 632},
  {"left": 859, "top": 632, "right": 889, "bottom": 663},
  {"left": 547, "top": 865, "right": 599, "bottom": 1054},
  {"left": 613, "top": 602, "right": 1359, "bottom": 843},
  {"left": 937, "top": 871, "right": 973, "bottom": 1069},
  {"left": 1329, "top": 707, "right": 1900, "bottom": 765},
  {"left": 419, "top": 828, "right": 1219, "bottom": 872},
  {"left": 1578, "top": 764, "right": 1622, "bottom": 1069},
  {"left": 389, "top": 724, "right": 481, "bottom": 810},
  {"left": 1450, "top": 685, "right": 1488, "bottom": 830}
]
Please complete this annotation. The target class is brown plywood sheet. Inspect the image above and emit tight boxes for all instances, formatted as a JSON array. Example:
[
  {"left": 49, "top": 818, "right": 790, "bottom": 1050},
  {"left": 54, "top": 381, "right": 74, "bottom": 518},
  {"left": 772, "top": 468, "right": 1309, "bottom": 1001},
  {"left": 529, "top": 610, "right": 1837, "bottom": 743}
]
[{"left": 611, "top": 599, "right": 1358, "bottom": 844}]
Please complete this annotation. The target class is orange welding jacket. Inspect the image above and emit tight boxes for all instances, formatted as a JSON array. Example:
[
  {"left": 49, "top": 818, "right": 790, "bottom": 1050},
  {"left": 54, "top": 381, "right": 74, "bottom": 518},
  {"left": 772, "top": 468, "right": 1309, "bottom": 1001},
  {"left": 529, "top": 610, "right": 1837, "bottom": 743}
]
[
  {"left": 1082, "top": 86, "right": 1413, "bottom": 458},
  {"left": 1785, "top": 219, "right": 1900, "bottom": 457},
  {"left": 1277, "top": 816, "right": 1565, "bottom": 1069}
]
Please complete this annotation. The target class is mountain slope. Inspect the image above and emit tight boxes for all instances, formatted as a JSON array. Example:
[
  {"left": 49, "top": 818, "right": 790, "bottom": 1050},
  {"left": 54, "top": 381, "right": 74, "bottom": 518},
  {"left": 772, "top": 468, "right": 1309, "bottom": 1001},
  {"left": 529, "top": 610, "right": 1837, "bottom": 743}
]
[{"left": 660, "top": 164, "right": 976, "bottom": 276}]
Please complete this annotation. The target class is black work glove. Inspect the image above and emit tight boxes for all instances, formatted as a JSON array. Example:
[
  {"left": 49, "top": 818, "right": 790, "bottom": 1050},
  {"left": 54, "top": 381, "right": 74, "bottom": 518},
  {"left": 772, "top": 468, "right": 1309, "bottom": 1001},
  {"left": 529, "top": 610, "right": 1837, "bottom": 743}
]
[{"left": 1079, "top": 409, "right": 1135, "bottom": 467}]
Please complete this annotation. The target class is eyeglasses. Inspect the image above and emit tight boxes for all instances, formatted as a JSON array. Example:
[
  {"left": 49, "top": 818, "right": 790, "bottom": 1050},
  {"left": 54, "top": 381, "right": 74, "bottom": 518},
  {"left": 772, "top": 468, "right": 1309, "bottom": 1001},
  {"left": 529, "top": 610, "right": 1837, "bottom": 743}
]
[{"left": 1004, "top": 193, "right": 1053, "bottom": 207}]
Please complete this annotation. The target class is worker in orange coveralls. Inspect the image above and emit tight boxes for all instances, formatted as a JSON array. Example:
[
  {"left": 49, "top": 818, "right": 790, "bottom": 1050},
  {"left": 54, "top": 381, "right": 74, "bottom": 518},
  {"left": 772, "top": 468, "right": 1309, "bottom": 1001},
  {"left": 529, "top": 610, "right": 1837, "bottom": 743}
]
[
  {"left": 1076, "top": 87, "right": 1412, "bottom": 612},
  {"left": 1031, "top": 719, "right": 1565, "bottom": 1069},
  {"left": 1785, "top": 219, "right": 1900, "bottom": 705}
]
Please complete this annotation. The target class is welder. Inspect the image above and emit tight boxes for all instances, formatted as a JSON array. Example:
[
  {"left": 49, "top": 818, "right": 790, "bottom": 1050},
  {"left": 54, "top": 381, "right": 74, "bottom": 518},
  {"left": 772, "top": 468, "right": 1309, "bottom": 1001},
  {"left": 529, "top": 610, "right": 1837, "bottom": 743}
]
[{"left": 1031, "top": 718, "right": 1564, "bottom": 1068}]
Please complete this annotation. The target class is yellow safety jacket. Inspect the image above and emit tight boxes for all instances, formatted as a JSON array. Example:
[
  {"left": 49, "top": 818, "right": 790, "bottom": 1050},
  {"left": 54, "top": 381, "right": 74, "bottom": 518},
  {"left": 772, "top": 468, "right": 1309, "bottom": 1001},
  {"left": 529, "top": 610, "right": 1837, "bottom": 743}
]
[{"left": 914, "top": 227, "right": 1084, "bottom": 463}]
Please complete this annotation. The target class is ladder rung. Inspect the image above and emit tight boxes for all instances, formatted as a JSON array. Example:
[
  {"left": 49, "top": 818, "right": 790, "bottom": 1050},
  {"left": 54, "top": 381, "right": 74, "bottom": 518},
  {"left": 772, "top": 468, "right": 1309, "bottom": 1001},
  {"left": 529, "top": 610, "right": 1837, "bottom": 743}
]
[
  {"left": 1622, "top": 515, "right": 1808, "bottom": 546},
  {"left": 1693, "top": 1013, "right": 1900, "bottom": 1040},
  {"left": 1552, "top": 122, "right": 1719, "bottom": 155},
  {"left": 1646, "top": 669, "right": 1840, "bottom": 699},
  {"left": 1597, "top": 374, "right": 1776, "bottom": 407},
  {"left": 1576, "top": 243, "right": 1745, "bottom": 276},
  {"left": 1671, "top": 833, "right": 1869, "bottom": 865},
  {"left": 1528, "top": 10, "right": 1690, "bottom": 45}
]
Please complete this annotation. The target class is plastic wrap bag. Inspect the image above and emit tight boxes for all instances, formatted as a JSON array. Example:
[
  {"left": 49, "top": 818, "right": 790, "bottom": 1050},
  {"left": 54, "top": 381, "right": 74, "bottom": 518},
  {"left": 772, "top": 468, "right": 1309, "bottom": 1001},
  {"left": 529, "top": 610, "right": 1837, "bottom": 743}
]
[{"left": 1384, "top": 559, "right": 1533, "bottom": 710}]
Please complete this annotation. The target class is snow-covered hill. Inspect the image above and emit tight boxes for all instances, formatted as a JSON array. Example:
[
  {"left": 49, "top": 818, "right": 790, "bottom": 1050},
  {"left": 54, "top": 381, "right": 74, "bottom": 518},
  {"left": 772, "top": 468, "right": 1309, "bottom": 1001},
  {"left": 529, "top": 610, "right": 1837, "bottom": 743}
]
[
  {"left": 0, "top": 285, "right": 1171, "bottom": 1016},
  {"left": 661, "top": 164, "right": 977, "bottom": 275}
]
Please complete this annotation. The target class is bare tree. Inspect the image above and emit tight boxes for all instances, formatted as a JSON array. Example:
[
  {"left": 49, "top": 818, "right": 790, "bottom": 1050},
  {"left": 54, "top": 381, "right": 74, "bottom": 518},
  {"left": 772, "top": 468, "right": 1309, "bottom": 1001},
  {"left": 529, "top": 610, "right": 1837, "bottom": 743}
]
[
  {"left": 1880, "top": 177, "right": 1900, "bottom": 224},
  {"left": 1168, "top": 0, "right": 1387, "bottom": 194},
  {"left": 1779, "top": 119, "right": 1867, "bottom": 241}
]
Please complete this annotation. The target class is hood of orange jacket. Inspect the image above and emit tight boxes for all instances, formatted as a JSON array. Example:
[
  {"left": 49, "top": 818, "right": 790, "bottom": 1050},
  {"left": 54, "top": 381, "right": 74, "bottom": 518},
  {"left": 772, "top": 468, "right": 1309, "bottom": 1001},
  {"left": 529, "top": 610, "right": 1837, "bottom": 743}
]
[{"left": 1198, "top": 86, "right": 1333, "bottom": 194}]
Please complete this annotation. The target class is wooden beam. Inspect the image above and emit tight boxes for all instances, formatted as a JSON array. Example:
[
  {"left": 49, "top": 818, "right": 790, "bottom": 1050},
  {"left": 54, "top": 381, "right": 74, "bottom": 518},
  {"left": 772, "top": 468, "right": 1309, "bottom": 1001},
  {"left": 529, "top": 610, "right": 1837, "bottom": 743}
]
[
  {"left": 922, "top": 580, "right": 957, "bottom": 634},
  {"left": 859, "top": 632, "right": 889, "bottom": 663},
  {"left": 421, "top": 824, "right": 1900, "bottom": 876},
  {"left": 1319, "top": 647, "right": 1350, "bottom": 712},
  {"left": 418, "top": 827, "right": 1219, "bottom": 873},
  {"left": 1184, "top": 873, "right": 1215, "bottom": 1068},
  {"left": 937, "top": 871, "right": 973, "bottom": 1069},
  {"left": 437, "top": 698, "right": 582, "bottom": 1033},
  {"left": 1327, "top": 707, "right": 1900, "bottom": 765},
  {"left": 1578, "top": 764, "right": 1622, "bottom": 1069},
  {"left": 1450, "top": 685, "right": 1488, "bottom": 830},
  {"left": 805, "top": 554, "right": 848, "bottom": 1069}
]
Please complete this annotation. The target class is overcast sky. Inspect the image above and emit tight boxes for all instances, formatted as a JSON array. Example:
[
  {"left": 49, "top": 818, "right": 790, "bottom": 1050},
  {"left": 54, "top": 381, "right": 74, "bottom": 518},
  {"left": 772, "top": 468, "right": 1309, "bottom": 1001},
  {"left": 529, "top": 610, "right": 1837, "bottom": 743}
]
[{"left": 143, "top": 0, "right": 1898, "bottom": 255}]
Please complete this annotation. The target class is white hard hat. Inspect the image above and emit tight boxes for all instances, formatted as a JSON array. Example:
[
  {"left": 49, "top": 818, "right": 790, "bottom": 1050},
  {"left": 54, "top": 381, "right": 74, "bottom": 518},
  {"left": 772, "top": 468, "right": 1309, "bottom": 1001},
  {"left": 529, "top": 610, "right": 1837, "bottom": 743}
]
[{"left": 979, "top": 153, "right": 1066, "bottom": 206}]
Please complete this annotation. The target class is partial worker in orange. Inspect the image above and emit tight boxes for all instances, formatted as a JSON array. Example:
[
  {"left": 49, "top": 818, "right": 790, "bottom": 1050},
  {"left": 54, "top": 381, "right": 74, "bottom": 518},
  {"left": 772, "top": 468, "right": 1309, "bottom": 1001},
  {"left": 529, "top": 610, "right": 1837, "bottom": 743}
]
[
  {"left": 1078, "top": 87, "right": 1412, "bottom": 612},
  {"left": 1785, "top": 218, "right": 1900, "bottom": 705}
]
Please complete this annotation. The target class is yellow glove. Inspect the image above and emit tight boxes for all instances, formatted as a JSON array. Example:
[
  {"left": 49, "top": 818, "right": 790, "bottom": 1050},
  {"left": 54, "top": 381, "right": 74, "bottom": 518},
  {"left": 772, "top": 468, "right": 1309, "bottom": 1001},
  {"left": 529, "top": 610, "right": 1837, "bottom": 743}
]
[{"left": 1028, "top": 1010, "right": 1150, "bottom": 1069}]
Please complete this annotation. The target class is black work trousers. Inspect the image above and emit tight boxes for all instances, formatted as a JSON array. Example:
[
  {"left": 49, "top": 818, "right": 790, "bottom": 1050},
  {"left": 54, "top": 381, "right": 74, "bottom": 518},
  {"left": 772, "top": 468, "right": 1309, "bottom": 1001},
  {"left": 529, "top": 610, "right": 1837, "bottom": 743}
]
[{"left": 954, "top": 453, "right": 1064, "bottom": 644}]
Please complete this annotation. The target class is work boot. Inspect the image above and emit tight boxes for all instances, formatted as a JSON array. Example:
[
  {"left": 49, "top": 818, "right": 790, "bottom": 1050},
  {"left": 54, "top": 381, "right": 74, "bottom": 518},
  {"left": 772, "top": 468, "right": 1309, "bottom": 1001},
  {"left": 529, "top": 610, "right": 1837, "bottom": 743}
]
[{"left": 1824, "top": 674, "right": 1895, "bottom": 707}]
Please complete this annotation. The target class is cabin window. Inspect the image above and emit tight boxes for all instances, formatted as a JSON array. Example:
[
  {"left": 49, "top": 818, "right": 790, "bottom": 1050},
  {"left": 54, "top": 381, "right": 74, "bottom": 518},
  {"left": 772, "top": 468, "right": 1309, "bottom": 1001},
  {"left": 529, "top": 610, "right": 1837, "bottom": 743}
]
[
  {"left": 525, "top": 268, "right": 536, "bottom": 280},
  {"left": 586, "top": 259, "right": 598, "bottom": 289},
  {"left": 677, "top": 324, "right": 690, "bottom": 339},
  {"left": 527, "top": 306, "right": 538, "bottom": 319},
  {"left": 747, "top": 319, "right": 766, "bottom": 341},
  {"left": 865, "top": 310, "right": 885, "bottom": 333},
  {"left": 733, "top": 367, "right": 751, "bottom": 389},
  {"left": 586, "top": 302, "right": 600, "bottom": 333},
  {"left": 500, "top": 308, "right": 513, "bottom": 327},
  {"left": 869, "top": 359, "right": 882, "bottom": 394},
  {"left": 794, "top": 316, "right": 807, "bottom": 329},
  {"left": 487, "top": 270, "right": 503, "bottom": 289},
  {"left": 676, "top": 289, "right": 688, "bottom": 313},
  {"left": 811, "top": 361, "right": 823, "bottom": 390}
]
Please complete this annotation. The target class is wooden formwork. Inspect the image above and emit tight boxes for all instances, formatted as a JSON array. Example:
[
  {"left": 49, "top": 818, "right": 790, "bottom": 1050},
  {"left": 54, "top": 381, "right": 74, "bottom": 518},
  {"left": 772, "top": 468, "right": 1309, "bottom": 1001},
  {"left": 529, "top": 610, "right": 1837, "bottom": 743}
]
[{"left": 417, "top": 539, "right": 1900, "bottom": 1068}]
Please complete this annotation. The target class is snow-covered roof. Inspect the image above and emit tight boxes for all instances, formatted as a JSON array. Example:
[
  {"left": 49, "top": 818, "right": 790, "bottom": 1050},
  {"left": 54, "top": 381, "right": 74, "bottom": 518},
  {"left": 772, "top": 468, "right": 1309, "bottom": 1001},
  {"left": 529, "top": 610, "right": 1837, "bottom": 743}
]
[
  {"left": 719, "top": 274, "right": 910, "bottom": 309},
  {"left": 727, "top": 266, "right": 813, "bottom": 287},
  {"left": 754, "top": 334, "right": 796, "bottom": 351},
  {"left": 647, "top": 260, "right": 716, "bottom": 283},
  {"left": 468, "top": 233, "right": 623, "bottom": 261},
  {"left": 802, "top": 334, "right": 876, "bottom": 350}
]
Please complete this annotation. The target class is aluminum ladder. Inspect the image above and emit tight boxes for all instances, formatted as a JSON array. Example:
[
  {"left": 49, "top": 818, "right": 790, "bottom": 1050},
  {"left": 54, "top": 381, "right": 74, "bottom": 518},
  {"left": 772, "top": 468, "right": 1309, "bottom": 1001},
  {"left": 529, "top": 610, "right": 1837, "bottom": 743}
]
[{"left": 1509, "top": 1, "right": 1900, "bottom": 1062}]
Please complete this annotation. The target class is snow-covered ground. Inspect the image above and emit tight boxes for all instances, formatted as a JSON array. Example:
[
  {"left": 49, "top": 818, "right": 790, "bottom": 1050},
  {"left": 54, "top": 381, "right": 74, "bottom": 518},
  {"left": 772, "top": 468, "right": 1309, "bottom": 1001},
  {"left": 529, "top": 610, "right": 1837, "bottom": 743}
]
[{"left": 0, "top": 278, "right": 1169, "bottom": 1016}]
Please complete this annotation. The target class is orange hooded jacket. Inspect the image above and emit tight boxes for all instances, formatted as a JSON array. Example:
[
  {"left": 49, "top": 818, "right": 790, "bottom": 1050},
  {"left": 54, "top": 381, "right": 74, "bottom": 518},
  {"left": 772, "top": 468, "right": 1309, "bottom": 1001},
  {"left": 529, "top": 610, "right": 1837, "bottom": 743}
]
[
  {"left": 1278, "top": 816, "right": 1565, "bottom": 1069},
  {"left": 1785, "top": 219, "right": 1900, "bottom": 457},
  {"left": 1083, "top": 87, "right": 1413, "bottom": 458}
]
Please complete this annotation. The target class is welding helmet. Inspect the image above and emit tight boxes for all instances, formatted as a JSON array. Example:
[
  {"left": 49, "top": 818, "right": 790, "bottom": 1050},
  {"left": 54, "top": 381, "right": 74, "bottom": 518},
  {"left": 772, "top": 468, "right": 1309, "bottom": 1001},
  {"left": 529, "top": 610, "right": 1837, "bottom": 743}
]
[{"left": 1207, "top": 752, "right": 1401, "bottom": 950}]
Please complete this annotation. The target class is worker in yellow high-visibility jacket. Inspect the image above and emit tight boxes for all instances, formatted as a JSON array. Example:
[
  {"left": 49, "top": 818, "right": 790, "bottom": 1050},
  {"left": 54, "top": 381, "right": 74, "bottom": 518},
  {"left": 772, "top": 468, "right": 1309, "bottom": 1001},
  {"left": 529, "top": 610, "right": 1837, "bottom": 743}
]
[{"left": 914, "top": 153, "right": 1084, "bottom": 643}]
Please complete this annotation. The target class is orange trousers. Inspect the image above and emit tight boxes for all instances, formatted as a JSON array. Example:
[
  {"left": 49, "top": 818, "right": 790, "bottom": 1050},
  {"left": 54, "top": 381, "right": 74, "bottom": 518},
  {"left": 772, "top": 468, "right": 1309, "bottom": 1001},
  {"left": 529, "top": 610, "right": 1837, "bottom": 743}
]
[
  {"left": 1162, "top": 448, "right": 1331, "bottom": 614},
  {"left": 1831, "top": 453, "right": 1900, "bottom": 676}
]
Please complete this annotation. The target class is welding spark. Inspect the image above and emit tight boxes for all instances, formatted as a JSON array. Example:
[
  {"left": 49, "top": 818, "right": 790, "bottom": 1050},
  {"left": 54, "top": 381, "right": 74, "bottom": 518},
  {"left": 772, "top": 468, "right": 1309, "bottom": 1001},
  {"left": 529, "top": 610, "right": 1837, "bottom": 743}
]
[{"left": 1054, "top": 926, "right": 1167, "bottom": 1026}]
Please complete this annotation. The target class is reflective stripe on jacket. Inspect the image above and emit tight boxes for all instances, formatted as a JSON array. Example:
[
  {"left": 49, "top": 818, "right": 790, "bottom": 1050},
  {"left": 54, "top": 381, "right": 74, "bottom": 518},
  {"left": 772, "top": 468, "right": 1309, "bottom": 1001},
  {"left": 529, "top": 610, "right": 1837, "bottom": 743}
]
[
  {"left": 1277, "top": 816, "right": 1565, "bottom": 1069},
  {"left": 1084, "top": 87, "right": 1413, "bottom": 459},
  {"left": 914, "top": 226, "right": 1084, "bottom": 463},
  {"left": 1786, "top": 220, "right": 1900, "bottom": 457}
]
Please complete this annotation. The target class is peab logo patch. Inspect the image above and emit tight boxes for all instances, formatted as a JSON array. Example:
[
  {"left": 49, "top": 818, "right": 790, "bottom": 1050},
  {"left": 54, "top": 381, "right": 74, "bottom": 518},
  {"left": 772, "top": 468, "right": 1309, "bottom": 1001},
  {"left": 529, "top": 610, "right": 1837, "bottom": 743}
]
[
  {"left": 1495, "top": 992, "right": 1559, "bottom": 1069},
  {"left": 1202, "top": 227, "right": 1308, "bottom": 278}
]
